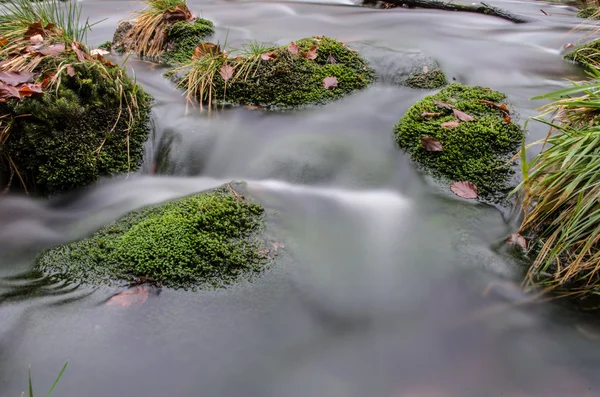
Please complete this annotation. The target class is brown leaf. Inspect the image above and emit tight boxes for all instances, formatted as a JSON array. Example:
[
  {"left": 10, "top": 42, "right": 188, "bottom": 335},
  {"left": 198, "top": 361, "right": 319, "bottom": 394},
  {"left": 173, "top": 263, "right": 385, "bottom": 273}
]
[
  {"left": 40, "top": 71, "right": 56, "bottom": 89},
  {"left": 261, "top": 51, "right": 278, "bottom": 61},
  {"left": 504, "top": 116, "right": 511, "bottom": 124},
  {"left": 302, "top": 45, "right": 318, "bottom": 60},
  {"left": 450, "top": 181, "right": 478, "bottom": 199},
  {"left": 421, "top": 112, "right": 441, "bottom": 118},
  {"left": 220, "top": 64, "right": 234, "bottom": 81},
  {"left": 0, "top": 71, "right": 34, "bottom": 86},
  {"left": 193, "top": 42, "right": 221, "bottom": 59},
  {"left": 24, "top": 21, "right": 45, "bottom": 38},
  {"left": 421, "top": 136, "right": 442, "bottom": 152},
  {"left": 29, "top": 34, "right": 43, "bottom": 45},
  {"left": 440, "top": 120, "right": 459, "bottom": 128},
  {"left": 505, "top": 233, "right": 526, "bottom": 250},
  {"left": 38, "top": 43, "right": 65, "bottom": 57},
  {"left": 326, "top": 52, "right": 337, "bottom": 64},
  {"left": 476, "top": 99, "right": 510, "bottom": 115},
  {"left": 163, "top": 4, "right": 193, "bottom": 23},
  {"left": 453, "top": 108, "right": 475, "bottom": 121},
  {"left": 433, "top": 100, "right": 454, "bottom": 110},
  {"left": 323, "top": 76, "right": 338, "bottom": 90},
  {"left": 0, "top": 82, "right": 20, "bottom": 100},
  {"left": 0, "top": 37, "right": 7, "bottom": 46},
  {"left": 287, "top": 42, "right": 299, "bottom": 55},
  {"left": 106, "top": 286, "right": 150, "bottom": 307},
  {"left": 71, "top": 42, "right": 87, "bottom": 61},
  {"left": 66, "top": 64, "right": 75, "bottom": 77},
  {"left": 16, "top": 83, "right": 42, "bottom": 98}
]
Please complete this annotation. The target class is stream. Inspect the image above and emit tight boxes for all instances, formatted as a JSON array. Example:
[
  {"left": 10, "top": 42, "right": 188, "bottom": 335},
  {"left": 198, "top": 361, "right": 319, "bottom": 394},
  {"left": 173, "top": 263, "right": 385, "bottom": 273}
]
[{"left": 2, "top": 0, "right": 600, "bottom": 396}]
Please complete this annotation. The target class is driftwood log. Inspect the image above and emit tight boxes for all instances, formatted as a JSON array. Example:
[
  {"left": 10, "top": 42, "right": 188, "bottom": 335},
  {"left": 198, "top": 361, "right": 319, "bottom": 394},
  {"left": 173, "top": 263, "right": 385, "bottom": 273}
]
[{"left": 366, "top": 0, "right": 528, "bottom": 23}]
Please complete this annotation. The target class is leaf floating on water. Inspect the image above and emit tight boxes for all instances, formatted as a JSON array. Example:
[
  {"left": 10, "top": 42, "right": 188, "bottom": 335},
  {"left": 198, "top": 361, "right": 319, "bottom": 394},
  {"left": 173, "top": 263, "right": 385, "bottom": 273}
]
[
  {"left": 66, "top": 64, "right": 75, "bottom": 77},
  {"left": 450, "top": 181, "right": 478, "bottom": 199},
  {"left": 302, "top": 45, "right": 318, "bottom": 60},
  {"left": 287, "top": 42, "right": 300, "bottom": 55},
  {"left": 260, "top": 51, "right": 278, "bottom": 61},
  {"left": 505, "top": 233, "right": 526, "bottom": 250},
  {"left": 440, "top": 120, "right": 459, "bottom": 128},
  {"left": 0, "top": 71, "right": 34, "bottom": 86},
  {"left": 433, "top": 100, "right": 454, "bottom": 110},
  {"left": 453, "top": 108, "right": 475, "bottom": 121},
  {"left": 421, "top": 136, "right": 442, "bottom": 152},
  {"left": 106, "top": 286, "right": 150, "bottom": 308},
  {"left": 323, "top": 76, "right": 338, "bottom": 90},
  {"left": 421, "top": 112, "right": 441, "bottom": 118},
  {"left": 219, "top": 64, "right": 234, "bottom": 81}
]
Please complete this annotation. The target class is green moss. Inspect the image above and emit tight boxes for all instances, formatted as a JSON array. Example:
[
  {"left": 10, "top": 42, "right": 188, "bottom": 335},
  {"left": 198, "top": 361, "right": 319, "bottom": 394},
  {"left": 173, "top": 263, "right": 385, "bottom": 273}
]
[
  {"left": 0, "top": 55, "right": 152, "bottom": 196},
  {"left": 35, "top": 185, "right": 269, "bottom": 289},
  {"left": 564, "top": 39, "right": 600, "bottom": 65},
  {"left": 405, "top": 68, "right": 448, "bottom": 89},
  {"left": 393, "top": 84, "right": 524, "bottom": 201},
  {"left": 208, "top": 36, "right": 375, "bottom": 108},
  {"left": 163, "top": 18, "right": 214, "bottom": 64},
  {"left": 577, "top": 6, "right": 600, "bottom": 19},
  {"left": 98, "top": 41, "right": 113, "bottom": 50}
]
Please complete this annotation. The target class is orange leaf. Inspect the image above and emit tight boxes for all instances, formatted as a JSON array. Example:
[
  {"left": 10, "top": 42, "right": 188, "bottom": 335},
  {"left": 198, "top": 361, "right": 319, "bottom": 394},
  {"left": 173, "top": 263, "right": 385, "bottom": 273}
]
[
  {"left": 41, "top": 71, "right": 56, "bottom": 89},
  {"left": 16, "top": 83, "right": 42, "bottom": 98},
  {"left": 450, "top": 181, "right": 478, "bottom": 199},
  {"left": 0, "top": 37, "right": 7, "bottom": 46},
  {"left": 106, "top": 286, "right": 150, "bottom": 307}
]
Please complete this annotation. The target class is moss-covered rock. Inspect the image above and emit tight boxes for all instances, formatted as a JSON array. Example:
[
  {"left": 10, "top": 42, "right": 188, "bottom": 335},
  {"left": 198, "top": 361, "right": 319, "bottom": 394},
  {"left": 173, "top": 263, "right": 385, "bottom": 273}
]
[
  {"left": 112, "top": 18, "right": 214, "bottom": 64},
  {"left": 181, "top": 36, "right": 375, "bottom": 109},
  {"left": 35, "top": 184, "right": 271, "bottom": 289},
  {"left": 405, "top": 68, "right": 447, "bottom": 89},
  {"left": 577, "top": 6, "right": 600, "bottom": 19},
  {"left": 393, "top": 84, "right": 524, "bottom": 201},
  {"left": 564, "top": 39, "right": 600, "bottom": 65},
  {"left": 0, "top": 55, "right": 152, "bottom": 196}
]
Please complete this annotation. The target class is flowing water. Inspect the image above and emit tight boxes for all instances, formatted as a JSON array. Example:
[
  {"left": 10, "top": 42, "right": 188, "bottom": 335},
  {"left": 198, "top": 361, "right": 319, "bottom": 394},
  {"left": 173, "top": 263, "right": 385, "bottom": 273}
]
[{"left": 3, "top": 0, "right": 600, "bottom": 396}]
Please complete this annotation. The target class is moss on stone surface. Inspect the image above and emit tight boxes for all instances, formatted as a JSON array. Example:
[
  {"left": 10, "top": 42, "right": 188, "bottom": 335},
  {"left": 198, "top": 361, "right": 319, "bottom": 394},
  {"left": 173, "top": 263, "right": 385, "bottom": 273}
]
[
  {"left": 198, "top": 36, "right": 375, "bottom": 109},
  {"left": 564, "top": 39, "right": 600, "bottom": 65},
  {"left": 393, "top": 84, "right": 524, "bottom": 201},
  {"left": 405, "top": 68, "right": 447, "bottom": 89},
  {"left": 35, "top": 185, "right": 270, "bottom": 289},
  {"left": 0, "top": 55, "right": 152, "bottom": 196},
  {"left": 164, "top": 19, "right": 214, "bottom": 64}
]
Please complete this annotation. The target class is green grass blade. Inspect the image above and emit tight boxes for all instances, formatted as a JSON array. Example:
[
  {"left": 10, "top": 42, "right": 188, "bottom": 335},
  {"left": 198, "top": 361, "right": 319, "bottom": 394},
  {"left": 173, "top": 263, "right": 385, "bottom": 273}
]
[
  {"left": 46, "top": 361, "right": 68, "bottom": 397},
  {"left": 28, "top": 365, "right": 33, "bottom": 397}
]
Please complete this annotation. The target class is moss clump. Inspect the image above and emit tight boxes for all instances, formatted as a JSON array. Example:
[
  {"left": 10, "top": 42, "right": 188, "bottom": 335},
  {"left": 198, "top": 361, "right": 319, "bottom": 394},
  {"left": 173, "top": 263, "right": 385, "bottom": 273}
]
[
  {"left": 35, "top": 185, "right": 270, "bottom": 289},
  {"left": 393, "top": 84, "right": 524, "bottom": 201},
  {"left": 185, "top": 36, "right": 375, "bottom": 109},
  {"left": 0, "top": 55, "right": 152, "bottom": 196},
  {"left": 564, "top": 39, "right": 600, "bottom": 65},
  {"left": 577, "top": 6, "right": 600, "bottom": 19},
  {"left": 405, "top": 68, "right": 447, "bottom": 89},
  {"left": 163, "top": 19, "right": 214, "bottom": 64}
]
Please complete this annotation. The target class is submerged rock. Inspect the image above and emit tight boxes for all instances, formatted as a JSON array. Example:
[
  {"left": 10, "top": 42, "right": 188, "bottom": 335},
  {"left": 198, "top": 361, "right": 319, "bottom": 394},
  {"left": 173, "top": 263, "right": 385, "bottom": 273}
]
[
  {"left": 0, "top": 37, "right": 152, "bottom": 196},
  {"left": 35, "top": 184, "right": 273, "bottom": 289},
  {"left": 177, "top": 36, "right": 376, "bottom": 109},
  {"left": 393, "top": 84, "right": 524, "bottom": 201}
]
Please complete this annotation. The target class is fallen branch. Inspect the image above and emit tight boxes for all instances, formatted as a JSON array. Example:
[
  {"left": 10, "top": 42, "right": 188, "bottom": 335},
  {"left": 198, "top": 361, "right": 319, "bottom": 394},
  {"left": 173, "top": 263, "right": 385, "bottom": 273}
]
[{"left": 367, "top": 0, "right": 528, "bottom": 23}]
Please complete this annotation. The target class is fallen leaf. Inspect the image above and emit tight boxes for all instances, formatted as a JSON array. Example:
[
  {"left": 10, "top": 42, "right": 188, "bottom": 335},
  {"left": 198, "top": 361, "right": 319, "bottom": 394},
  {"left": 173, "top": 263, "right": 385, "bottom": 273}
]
[
  {"left": 261, "top": 51, "right": 278, "bottom": 61},
  {"left": 505, "top": 232, "right": 526, "bottom": 249},
  {"left": 193, "top": 42, "right": 221, "bottom": 59},
  {"left": 504, "top": 116, "right": 511, "bottom": 124},
  {"left": 29, "top": 34, "right": 43, "bottom": 45},
  {"left": 453, "top": 108, "right": 475, "bottom": 121},
  {"left": 323, "top": 76, "right": 338, "bottom": 90},
  {"left": 24, "top": 22, "right": 45, "bottom": 38},
  {"left": 71, "top": 42, "right": 87, "bottom": 61},
  {"left": 41, "top": 71, "right": 56, "bottom": 88},
  {"left": 433, "top": 100, "right": 454, "bottom": 109},
  {"left": 450, "top": 181, "right": 478, "bottom": 199},
  {"left": 423, "top": 65, "right": 429, "bottom": 73},
  {"left": 302, "top": 45, "right": 318, "bottom": 60},
  {"left": 476, "top": 99, "right": 510, "bottom": 115},
  {"left": 16, "top": 83, "right": 42, "bottom": 98},
  {"left": 0, "top": 71, "right": 34, "bottom": 86},
  {"left": 90, "top": 48, "right": 110, "bottom": 56},
  {"left": 163, "top": 4, "right": 193, "bottom": 22},
  {"left": 0, "top": 82, "right": 20, "bottom": 100},
  {"left": 38, "top": 43, "right": 65, "bottom": 57},
  {"left": 326, "top": 52, "right": 337, "bottom": 64},
  {"left": 220, "top": 64, "right": 234, "bottom": 81},
  {"left": 421, "top": 112, "right": 441, "bottom": 118},
  {"left": 288, "top": 42, "right": 300, "bottom": 55},
  {"left": 106, "top": 286, "right": 150, "bottom": 307},
  {"left": 440, "top": 120, "right": 459, "bottom": 128},
  {"left": 421, "top": 136, "right": 442, "bottom": 151},
  {"left": 66, "top": 64, "right": 75, "bottom": 77},
  {"left": 0, "top": 37, "right": 7, "bottom": 46}
]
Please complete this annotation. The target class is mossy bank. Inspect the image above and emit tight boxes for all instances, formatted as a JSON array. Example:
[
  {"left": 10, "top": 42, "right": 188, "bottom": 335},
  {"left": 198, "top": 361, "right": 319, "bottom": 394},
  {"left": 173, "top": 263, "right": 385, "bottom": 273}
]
[
  {"left": 564, "top": 39, "right": 600, "bottom": 66},
  {"left": 35, "top": 184, "right": 273, "bottom": 289},
  {"left": 394, "top": 84, "right": 524, "bottom": 201},
  {"left": 178, "top": 36, "right": 376, "bottom": 109}
]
